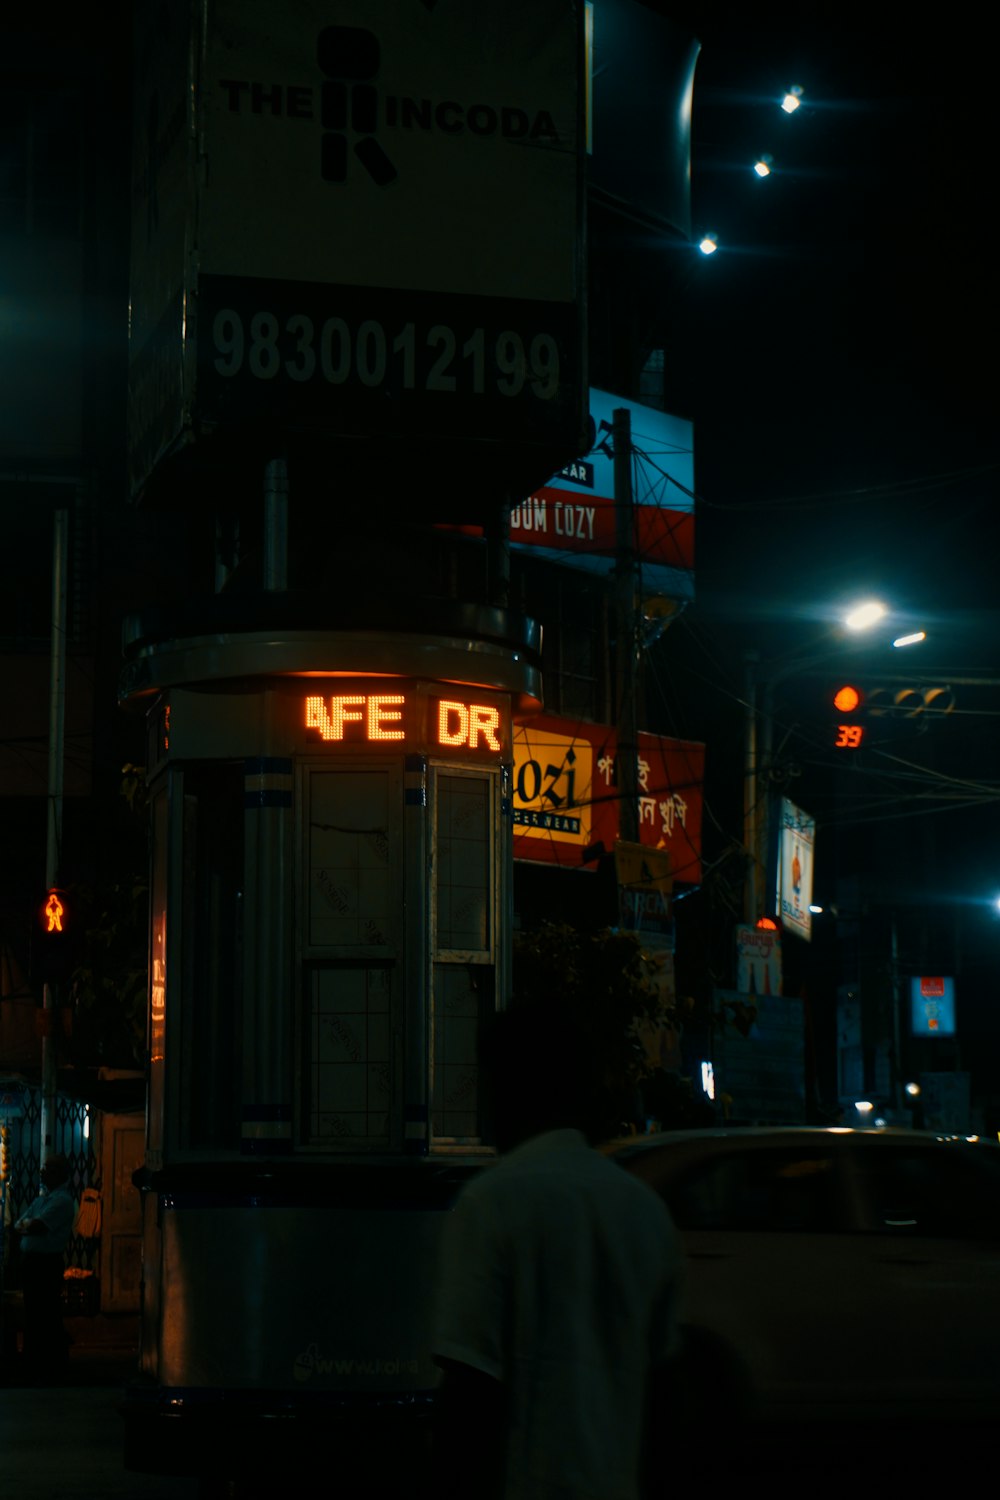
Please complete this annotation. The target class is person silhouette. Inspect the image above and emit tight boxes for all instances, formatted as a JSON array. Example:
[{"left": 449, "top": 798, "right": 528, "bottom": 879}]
[{"left": 432, "top": 1002, "right": 683, "bottom": 1499}]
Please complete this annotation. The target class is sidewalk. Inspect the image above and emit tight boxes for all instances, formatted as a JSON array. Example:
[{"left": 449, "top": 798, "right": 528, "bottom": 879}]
[{"left": 1, "top": 1313, "right": 201, "bottom": 1499}]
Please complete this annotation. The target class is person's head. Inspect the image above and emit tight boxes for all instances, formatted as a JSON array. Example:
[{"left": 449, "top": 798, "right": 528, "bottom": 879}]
[
  {"left": 41, "top": 1154, "right": 71, "bottom": 1189},
  {"left": 481, "top": 1000, "right": 607, "bottom": 1153}
]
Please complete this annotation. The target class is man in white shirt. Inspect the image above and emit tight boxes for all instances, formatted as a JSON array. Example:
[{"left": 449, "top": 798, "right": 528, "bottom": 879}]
[{"left": 433, "top": 1004, "right": 683, "bottom": 1500}]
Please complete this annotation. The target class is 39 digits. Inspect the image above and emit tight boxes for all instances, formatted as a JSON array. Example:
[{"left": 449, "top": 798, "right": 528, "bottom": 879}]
[{"left": 211, "top": 308, "right": 560, "bottom": 400}]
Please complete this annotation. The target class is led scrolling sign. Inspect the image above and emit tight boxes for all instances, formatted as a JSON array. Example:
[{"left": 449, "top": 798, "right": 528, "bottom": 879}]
[{"left": 304, "top": 691, "right": 507, "bottom": 756}]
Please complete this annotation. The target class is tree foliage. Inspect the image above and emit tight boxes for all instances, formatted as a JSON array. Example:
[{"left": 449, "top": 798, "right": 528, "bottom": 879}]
[{"left": 512, "top": 921, "right": 674, "bottom": 1133}]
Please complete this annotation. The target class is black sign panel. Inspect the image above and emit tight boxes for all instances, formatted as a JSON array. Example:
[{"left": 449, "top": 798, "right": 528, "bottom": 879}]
[{"left": 197, "top": 274, "right": 581, "bottom": 450}]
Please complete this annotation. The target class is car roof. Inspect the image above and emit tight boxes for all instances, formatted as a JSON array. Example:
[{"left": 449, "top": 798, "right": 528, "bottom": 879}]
[{"left": 605, "top": 1126, "right": 999, "bottom": 1162}]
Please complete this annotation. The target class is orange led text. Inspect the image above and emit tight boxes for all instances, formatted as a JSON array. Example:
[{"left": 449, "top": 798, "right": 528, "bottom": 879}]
[
  {"left": 437, "top": 700, "right": 501, "bottom": 751},
  {"left": 306, "top": 694, "right": 406, "bottom": 741}
]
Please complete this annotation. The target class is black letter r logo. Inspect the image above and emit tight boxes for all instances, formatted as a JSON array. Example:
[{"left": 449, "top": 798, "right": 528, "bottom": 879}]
[{"left": 317, "top": 26, "right": 398, "bottom": 186}]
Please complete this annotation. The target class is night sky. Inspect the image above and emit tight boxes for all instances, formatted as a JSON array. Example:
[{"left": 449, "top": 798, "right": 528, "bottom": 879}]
[
  {"left": 650, "top": 3, "right": 998, "bottom": 828},
  {"left": 667, "top": 1, "right": 995, "bottom": 606},
  {"left": 645, "top": 3, "right": 1000, "bottom": 1076}
]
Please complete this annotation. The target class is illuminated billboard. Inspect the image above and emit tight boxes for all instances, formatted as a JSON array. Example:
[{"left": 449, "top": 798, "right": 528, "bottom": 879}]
[
  {"left": 443, "top": 388, "right": 695, "bottom": 601},
  {"left": 303, "top": 687, "right": 510, "bottom": 758},
  {"left": 775, "top": 798, "right": 815, "bottom": 942},
  {"left": 910, "top": 976, "right": 956, "bottom": 1038},
  {"left": 512, "top": 714, "right": 704, "bottom": 883}
]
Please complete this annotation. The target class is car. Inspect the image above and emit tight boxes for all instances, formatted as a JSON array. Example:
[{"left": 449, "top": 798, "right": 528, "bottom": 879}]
[{"left": 609, "top": 1125, "right": 1000, "bottom": 1426}]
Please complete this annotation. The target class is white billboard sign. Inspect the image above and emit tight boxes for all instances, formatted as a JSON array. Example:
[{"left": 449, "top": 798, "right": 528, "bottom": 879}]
[
  {"left": 129, "top": 1, "right": 587, "bottom": 493},
  {"left": 775, "top": 798, "right": 815, "bottom": 942}
]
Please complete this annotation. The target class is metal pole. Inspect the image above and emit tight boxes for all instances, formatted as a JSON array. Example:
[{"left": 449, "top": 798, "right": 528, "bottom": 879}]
[
  {"left": 890, "top": 914, "right": 903, "bottom": 1113},
  {"left": 41, "top": 509, "right": 69, "bottom": 1155},
  {"left": 743, "top": 652, "right": 759, "bottom": 922},
  {"left": 614, "top": 408, "right": 639, "bottom": 845},
  {"left": 263, "top": 457, "right": 288, "bottom": 591}
]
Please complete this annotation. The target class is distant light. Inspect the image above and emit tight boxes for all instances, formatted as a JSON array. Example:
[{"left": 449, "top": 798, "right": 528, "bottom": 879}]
[
  {"left": 781, "top": 85, "right": 803, "bottom": 113},
  {"left": 755, "top": 916, "right": 778, "bottom": 930},
  {"left": 753, "top": 154, "right": 773, "bottom": 177},
  {"left": 893, "top": 631, "right": 926, "bottom": 648},
  {"left": 808, "top": 904, "right": 823, "bottom": 914},
  {"left": 698, "top": 232, "right": 719, "bottom": 256},
  {"left": 905, "top": 1081, "right": 921, "bottom": 1097},
  {"left": 700, "top": 1061, "right": 716, "bottom": 1101},
  {"left": 855, "top": 1100, "right": 874, "bottom": 1114},
  {"left": 844, "top": 600, "right": 887, "bottom": 632}
]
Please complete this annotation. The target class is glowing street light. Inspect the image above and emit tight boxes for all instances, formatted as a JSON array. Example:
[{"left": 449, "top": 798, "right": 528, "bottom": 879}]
[
  {"left": 744, "top": 597, "right": 907, "bottom": 921},
  {"left": 753, "top": 154, "right": 773, "bottom": 177},
  {"left": 781, "top": 85, "right": 803, "bottom": 114},
  {"left": 698, "top": 231, "right": 719, "bottom": 255},
  {"left": 893, "top": 631, "right": 927, "bottom": 648},
  {"left": 843, "top": 600, "right": 887, "bottom": 632}
]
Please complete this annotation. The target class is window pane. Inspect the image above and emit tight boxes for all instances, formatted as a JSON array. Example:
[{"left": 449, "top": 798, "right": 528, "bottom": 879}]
[
  {"left": 309, "top": 771, "right": 392, "bottom": 947},
  {"left": 308, "top": 965, "right": 391, "bottom": 1143},
  {"left": 670, "top": 1150, "right": 841, "bottom": 1232},
  {"left": 435, "top": 774, "right": 490, "bottom": 952},
  {"left": 432, "top": 964, "right": 493, "bottom": 1140},
  {"left": 856, "top": 1145, "right": 1000, "bottom": 1239}
]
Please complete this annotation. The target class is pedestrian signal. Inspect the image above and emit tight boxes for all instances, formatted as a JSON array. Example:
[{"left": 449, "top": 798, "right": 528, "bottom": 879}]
[{"left": 33, "top": 887, "right": 76, "bottom": 984}]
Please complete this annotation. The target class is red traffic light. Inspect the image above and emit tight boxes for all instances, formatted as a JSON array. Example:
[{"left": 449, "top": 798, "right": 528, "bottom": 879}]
[
  {"left": 833, "top": 684, "right": 862, "bottom": 713},
  {"left": 832, "top": 683, "right": 865, "bottom": 748}
]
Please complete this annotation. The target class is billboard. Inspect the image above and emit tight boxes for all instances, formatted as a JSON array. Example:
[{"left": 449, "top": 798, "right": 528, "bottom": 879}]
[
  {"left": 910, "top": 976, "right": 956, "bottom": 1038},
  {"left": 444, "top": 388, "right": 695, "bottom": 600},
  {"left": 775, "top": 798, "right": 815, "bottom": 942},
  {"left": 512, "top": 714, "right": 704, "bottom": 882},
  {"left": 129, "top": 1, "right": 587, "bottom": 497},
  {"left": 735, "top": 924, "right": 782, "bottom": 998}
]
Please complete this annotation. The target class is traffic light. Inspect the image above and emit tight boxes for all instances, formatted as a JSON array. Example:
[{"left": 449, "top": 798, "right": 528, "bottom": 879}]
[
  {"left": 832, "top": 683, "right": 865, "bottom": 749},
  {"left": 830, "top": 680, "right": 956, "bottom": 747},
  {"left": 32, "top": 886, "right": 77, "bottom": 985}
]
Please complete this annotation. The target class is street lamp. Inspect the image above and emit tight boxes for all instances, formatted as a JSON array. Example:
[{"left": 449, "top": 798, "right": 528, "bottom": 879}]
[
  {"left": 844, "top": 600, "right": 887, "bottom": 632},
  {"left": 742, "top": 601, "right": 922, "bottom": 922}
]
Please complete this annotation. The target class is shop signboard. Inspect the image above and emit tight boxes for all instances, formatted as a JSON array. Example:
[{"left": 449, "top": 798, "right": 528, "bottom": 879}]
[
  {"left": 775, "top": 798, "right": 815, "bottom": 941},
  {"left": 910, "top": 976, "right": 956, "bottom": 1038},
  {"left": 735, "top": 923, "right": 782, "bottom": 998},
  {"left": 512, "top": 714, "right": 703, "bottom": 882}
]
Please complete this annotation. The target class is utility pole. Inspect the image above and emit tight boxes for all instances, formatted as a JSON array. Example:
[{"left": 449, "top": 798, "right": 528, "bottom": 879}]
[
  {"left": 614, "top": 407, "right": 640, "bottom": 844},
  {"left": 743, "top": 651, "right": 760, "bottom": 922},
  {"left": 41, "top": 508, "right": 69, "bottom": 1156}
]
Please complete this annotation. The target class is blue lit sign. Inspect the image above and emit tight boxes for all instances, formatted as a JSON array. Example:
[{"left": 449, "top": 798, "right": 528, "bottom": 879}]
[{"left": 910, "top": 976, "right": 956, "bottom": 1039}]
